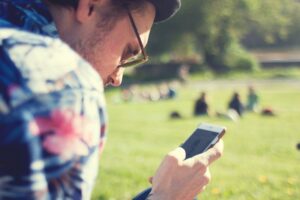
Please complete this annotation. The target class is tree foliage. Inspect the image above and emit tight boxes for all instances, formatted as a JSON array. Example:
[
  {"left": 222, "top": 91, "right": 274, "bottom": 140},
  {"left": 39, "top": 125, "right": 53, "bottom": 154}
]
[{"left": 147, "top": 0, "right": 299, "bottom": 72}]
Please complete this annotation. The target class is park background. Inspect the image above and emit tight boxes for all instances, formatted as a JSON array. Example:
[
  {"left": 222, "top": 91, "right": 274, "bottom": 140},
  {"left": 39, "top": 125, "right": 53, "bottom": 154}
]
[{"left": 92, "top": 0, "right": 300, "bottom": 199}]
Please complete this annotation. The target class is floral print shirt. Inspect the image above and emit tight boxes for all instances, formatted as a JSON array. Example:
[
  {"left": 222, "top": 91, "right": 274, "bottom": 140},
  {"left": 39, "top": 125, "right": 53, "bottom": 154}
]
[{"left": 0, "top": 0, "right": 107, "bottom": 199}]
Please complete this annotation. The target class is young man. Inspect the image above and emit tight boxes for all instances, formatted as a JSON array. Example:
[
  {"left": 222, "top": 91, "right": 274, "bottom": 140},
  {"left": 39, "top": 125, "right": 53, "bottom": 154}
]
[{"left": 0, "top": 0, "right": 224, "bottom": 199}]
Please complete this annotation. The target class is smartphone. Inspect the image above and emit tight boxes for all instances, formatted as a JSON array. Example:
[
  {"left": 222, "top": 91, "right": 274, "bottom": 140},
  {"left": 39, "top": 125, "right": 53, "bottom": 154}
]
[
  {"left": 181, "top": 123, "right": 226, "bottom": 159},
  {"left": 132, "top": 123, "right": 226, "bottom": 200}
]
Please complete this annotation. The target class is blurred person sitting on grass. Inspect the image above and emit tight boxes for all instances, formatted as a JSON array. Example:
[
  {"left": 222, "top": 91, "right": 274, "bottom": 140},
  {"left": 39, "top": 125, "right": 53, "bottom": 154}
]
[
  {"left": 194, "top": 91, "right": 209, "bottom": 116},
  {"left": 246, "top": 85, "right": 259, "bottom": 112},
  {"left": 228, "top": 92, "right": 244, "bottom": 117},
  {"left": 297, "top": 143, "right": 300, "bottom": 151},
  {"left": 0, "top": 0, "right": 223, "bottom": 199}
]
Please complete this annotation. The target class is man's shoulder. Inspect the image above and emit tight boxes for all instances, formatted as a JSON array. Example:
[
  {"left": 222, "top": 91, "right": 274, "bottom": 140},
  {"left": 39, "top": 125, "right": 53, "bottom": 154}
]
[{"left": 0, "top": 28, "right": 104, "bottom": 94}]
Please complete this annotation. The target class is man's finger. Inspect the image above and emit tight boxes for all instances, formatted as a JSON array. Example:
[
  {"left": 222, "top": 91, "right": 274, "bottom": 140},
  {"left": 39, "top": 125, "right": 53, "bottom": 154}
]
[
  {"left": 167, "top": 147, "right": 186, "bottom": 162},
  {"left": 193, "top": 139, "right": 224, "bottom": 166},
  {"left": 203, "top": 139, "right": 224, "bottom": 165}
]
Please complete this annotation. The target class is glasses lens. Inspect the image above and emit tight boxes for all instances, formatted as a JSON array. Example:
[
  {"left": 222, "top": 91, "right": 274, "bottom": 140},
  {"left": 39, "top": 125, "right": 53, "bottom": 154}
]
[
  {"left": 125, "top": 54, "right": 144, "bottom": 63},
  {"left": 119, "top": 55, "right": 148, "bottom": 68},
  {"left": 118, "top": 9, "right": 149, "bottom": 68}
]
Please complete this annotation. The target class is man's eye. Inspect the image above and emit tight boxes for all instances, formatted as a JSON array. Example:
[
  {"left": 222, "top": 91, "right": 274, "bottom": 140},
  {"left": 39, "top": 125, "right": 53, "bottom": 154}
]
[
  {"left": 122, "top": 46, "right": 140, "bottom": 61},
  {"left": 131, "top": 49, "right": 140, "bottom": 56}
]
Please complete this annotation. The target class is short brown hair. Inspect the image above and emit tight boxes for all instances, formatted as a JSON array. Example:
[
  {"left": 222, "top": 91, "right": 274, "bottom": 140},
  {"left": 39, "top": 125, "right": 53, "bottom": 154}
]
[
  {"left": 46, "top": 0, "right": 79, "bottom": 8},
  {"left": 47, "top": 0, "right": 146, "bottom": 12},
  {"left": 47, "top": 0, "right": 147, "bottom": 33}
]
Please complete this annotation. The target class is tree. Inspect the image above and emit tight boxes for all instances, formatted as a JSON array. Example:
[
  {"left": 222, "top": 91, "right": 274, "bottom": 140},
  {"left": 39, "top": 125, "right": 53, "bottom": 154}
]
[{"left": 147, "top": 0, "right": 298, "bottom": 72}]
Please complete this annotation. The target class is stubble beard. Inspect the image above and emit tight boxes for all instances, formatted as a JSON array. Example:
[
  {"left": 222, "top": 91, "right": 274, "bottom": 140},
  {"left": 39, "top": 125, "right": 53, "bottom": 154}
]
[
  {"left": 70, "top": 27, "right": 109, "bottom": 82},
  {"left": 70, "top": 6, "right": 120, "bottom": 85},
  {"left": 72, "top": 28, "right": 105, "bottom": 65}
]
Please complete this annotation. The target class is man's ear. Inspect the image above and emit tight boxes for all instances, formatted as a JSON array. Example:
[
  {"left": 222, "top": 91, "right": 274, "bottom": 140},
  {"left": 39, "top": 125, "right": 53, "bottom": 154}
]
[{"left": 76, "top": 0, "right": 95, "bottom": 23}]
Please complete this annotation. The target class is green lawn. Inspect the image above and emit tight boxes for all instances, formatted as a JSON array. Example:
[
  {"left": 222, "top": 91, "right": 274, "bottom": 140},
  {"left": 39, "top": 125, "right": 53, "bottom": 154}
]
[
  {"left": 92, "top": 79, "right": 300, "bottom": 200},
  {"left": 189, "top": 66, "right": 300, "bottom": 81}
]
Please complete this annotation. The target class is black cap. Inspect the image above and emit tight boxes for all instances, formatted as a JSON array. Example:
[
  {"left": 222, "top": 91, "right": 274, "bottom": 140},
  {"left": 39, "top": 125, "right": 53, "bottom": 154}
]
[{"left": 146, "top": 0, "right": 181, "bottom": 23}]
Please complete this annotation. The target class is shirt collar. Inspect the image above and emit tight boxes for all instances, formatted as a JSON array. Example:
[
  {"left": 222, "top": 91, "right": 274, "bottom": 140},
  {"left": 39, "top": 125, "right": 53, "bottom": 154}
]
[{"left": 0, "top": 0, "right": 58, "bottom": 37}]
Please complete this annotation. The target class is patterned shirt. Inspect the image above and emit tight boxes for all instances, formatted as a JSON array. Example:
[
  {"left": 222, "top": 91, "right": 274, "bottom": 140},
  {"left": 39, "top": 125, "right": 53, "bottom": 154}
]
[{"left": 0, "top": 0, "right": 107, "bottom": 199}]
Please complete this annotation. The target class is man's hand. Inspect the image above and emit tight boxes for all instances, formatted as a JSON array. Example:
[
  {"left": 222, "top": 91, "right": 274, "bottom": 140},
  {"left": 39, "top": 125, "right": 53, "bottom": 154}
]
[{"left": 148, "top": 140, "right": 224, "bottom": 200}]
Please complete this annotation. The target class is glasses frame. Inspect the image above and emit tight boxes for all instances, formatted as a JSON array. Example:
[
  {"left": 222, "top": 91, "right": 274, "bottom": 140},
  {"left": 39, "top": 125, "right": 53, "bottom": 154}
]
[{"left": 118, "top": 8, "right": 149, "bottom": 68}]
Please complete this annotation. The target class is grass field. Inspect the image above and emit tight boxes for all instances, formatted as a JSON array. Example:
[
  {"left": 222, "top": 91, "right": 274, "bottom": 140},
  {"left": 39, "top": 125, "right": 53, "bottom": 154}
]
[{"left": 92, "top": 79, "right": 300, "bottom": 200}]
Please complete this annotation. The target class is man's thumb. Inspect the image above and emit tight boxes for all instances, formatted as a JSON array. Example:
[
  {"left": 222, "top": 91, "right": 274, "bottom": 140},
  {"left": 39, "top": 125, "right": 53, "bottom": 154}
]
[{"left": 167, "top": 147, "right": 186, "bottom": 161}]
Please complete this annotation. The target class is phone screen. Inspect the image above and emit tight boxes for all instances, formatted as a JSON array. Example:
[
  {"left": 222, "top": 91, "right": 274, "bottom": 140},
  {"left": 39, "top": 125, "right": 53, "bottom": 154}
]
[{"left": 181, "top": 129, "right": 219, "bottom": 159}]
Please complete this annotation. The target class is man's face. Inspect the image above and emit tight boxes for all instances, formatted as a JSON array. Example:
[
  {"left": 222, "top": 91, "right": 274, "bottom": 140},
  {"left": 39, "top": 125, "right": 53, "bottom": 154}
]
[{"left": 70, "top": 1, "right": 155, "bottom": 87}]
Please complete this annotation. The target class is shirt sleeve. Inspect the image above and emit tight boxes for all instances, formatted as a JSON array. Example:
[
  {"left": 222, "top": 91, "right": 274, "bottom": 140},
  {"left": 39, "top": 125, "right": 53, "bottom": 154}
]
[{"left": 0, "top": 29, "right": 107, "bottom": 199}]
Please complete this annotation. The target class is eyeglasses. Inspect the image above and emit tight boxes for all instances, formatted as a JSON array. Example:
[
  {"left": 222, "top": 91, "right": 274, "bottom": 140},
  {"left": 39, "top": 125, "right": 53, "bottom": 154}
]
[{"left": 118, "top": 9, "right": 148, "bottom": 68}]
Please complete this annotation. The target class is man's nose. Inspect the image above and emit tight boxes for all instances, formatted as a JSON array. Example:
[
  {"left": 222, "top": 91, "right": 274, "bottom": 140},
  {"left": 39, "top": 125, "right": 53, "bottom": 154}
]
[{"left": 110, "top": 67, "right": 124, "bottom": 87}]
